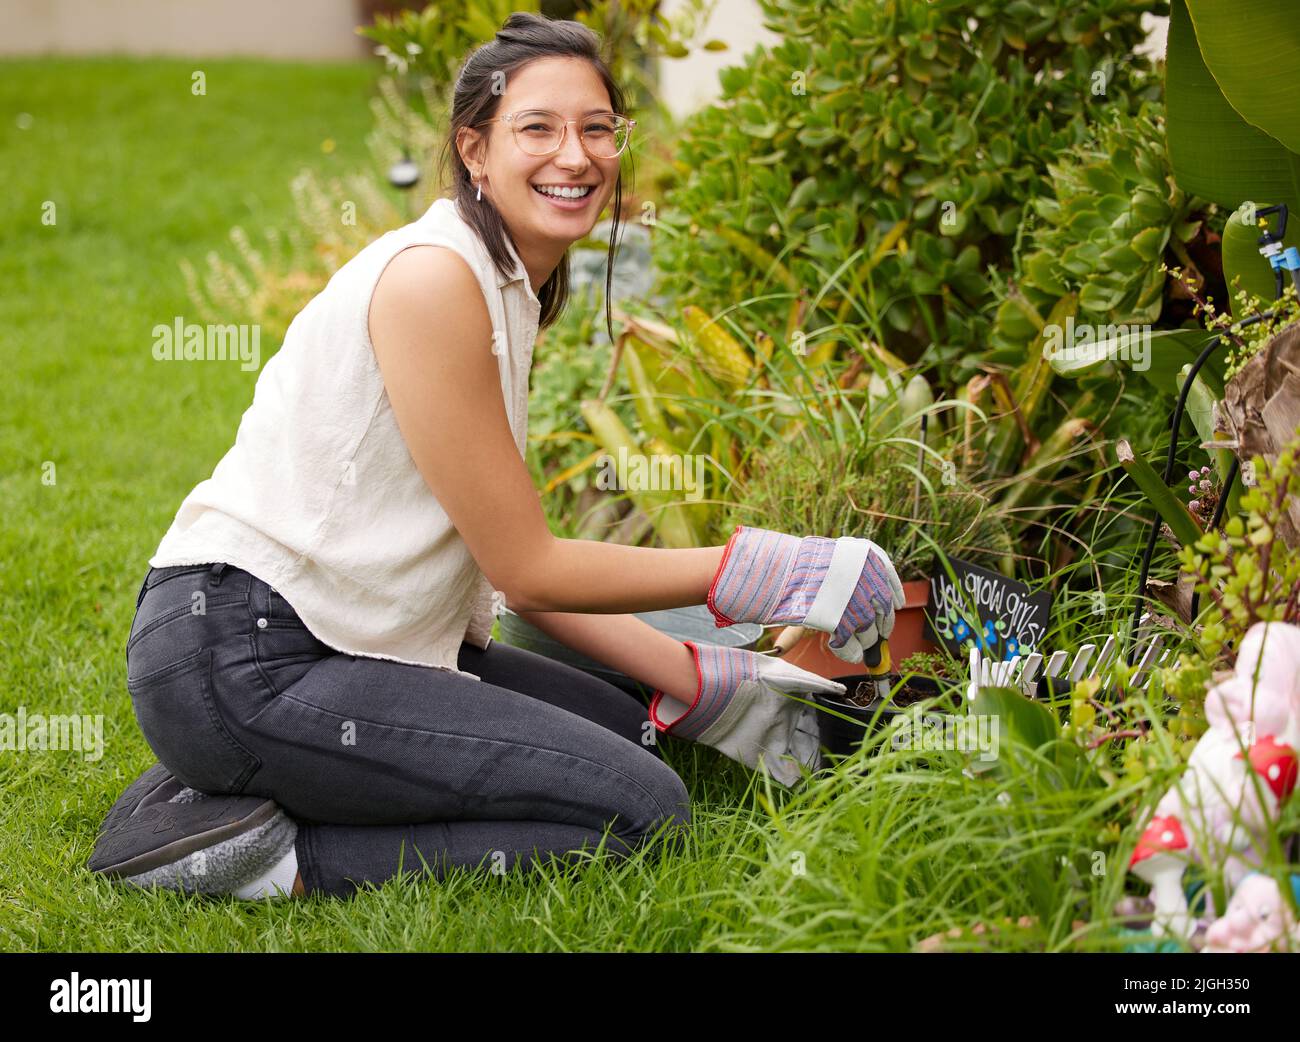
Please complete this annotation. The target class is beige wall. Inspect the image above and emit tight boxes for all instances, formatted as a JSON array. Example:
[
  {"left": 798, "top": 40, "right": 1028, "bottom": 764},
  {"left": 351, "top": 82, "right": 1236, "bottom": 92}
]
[
  {"left": 0, "top": 2, "right": 1168, "bottom": 105},
  {"left": 0, "top": 0, "right": 775, "bottom": 114},
  {"left": 656, "top": 0, "right": 779, "bottom": 121},
  {"left": 0, "top": 0, "right": 370, "bottom": 59}
]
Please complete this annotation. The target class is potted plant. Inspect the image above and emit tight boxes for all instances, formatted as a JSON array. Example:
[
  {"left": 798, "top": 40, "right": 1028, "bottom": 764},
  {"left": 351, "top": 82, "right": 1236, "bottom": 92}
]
[
  {"left": 894, "top": 649, "right": 959, "bottom": 685},
  {"left": 721, "top": 398, "right": 1015, "bottom": 678},
  {"left": 814, "top": 664, "right": 961, "bottom": 760}
]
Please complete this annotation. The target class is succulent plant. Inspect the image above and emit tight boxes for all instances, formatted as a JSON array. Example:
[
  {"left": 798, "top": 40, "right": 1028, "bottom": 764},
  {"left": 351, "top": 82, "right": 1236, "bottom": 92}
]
[{"left": 994, "top": 101, "right": 1206, "bottom": 353}]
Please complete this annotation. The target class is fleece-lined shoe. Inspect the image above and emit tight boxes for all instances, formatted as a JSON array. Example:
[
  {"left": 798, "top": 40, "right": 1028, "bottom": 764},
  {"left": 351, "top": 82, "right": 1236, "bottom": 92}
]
[{"left": 87, "top": 762, "right": 295, "bottom": 894}]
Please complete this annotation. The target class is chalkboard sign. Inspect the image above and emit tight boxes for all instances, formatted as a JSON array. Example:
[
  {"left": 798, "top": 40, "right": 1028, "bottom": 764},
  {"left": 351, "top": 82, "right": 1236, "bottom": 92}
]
[{"left": 925, "top": 557, "right": 1052, "bottom": 659}]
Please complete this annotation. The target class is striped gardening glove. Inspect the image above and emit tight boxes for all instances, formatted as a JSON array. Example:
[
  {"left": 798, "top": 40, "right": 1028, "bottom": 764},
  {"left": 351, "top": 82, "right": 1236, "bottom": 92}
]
[
  {"left": 707, "top": 525, "right": 906, "bottom": 664},
  {"left": 649, "top": 641, "right": 847, "bottom": 788}
]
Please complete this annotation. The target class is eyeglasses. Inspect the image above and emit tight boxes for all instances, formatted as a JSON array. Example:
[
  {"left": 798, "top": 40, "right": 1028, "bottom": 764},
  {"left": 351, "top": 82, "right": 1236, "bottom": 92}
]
[{"left": 474, "top": 109, "right": 636, "bottom": 159}]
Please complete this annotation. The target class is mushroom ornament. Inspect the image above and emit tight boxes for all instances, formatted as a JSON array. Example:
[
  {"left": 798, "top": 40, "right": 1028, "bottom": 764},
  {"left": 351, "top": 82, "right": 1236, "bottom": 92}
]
[{"left": 1127, "top": 621, "right": 1300, "bottom": 943}]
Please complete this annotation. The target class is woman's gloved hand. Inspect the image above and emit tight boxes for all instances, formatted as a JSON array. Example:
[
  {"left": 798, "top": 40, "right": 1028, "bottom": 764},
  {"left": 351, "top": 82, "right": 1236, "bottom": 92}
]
[
  {"left": 648, "top": 641, "right": 846, "bottom": 788},
  {"left": 706, "top": 525, "right": 906, "bottom": 663}
]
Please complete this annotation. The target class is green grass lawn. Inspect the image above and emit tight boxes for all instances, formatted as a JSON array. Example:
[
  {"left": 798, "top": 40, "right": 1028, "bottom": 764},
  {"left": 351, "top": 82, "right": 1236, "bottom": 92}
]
[{"left": 0, "top": 57, "right": 1159, "bottom": 953}]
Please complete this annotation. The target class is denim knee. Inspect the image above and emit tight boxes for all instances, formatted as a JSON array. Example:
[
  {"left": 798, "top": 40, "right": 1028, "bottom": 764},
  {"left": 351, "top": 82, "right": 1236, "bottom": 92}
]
[{"left": 631, "top": 763, "right": 692, "bottom": 853}]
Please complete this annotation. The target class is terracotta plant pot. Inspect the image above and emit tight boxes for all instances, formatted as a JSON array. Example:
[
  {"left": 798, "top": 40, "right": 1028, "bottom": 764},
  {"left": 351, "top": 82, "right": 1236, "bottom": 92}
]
[{"left": 774, "top": 579, "right": 936, "bottom": 679}]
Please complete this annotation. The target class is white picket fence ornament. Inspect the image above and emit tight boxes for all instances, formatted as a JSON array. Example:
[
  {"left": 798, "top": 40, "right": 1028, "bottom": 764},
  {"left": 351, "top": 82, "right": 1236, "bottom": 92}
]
[{"left": 965, "top": 615, "right": 1170, "bottom": 701}]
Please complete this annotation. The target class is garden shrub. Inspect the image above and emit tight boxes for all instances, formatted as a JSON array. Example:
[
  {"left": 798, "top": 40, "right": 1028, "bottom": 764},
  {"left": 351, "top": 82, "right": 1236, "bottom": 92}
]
[{"left": 653, "top": 0, "right": 1160, "bottom": 382}]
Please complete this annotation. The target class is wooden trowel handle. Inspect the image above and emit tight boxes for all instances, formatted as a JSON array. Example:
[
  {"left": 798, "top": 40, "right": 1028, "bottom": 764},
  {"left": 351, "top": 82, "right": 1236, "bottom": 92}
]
[{"left": 772, "top": 625, "right": 805, "bottom": 655}]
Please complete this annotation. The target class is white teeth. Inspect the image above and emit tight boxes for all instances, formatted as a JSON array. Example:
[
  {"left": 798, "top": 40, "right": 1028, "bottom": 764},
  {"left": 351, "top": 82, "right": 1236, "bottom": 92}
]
[{"left": 533, "top": 185, "right": 592, "bottom": 199}]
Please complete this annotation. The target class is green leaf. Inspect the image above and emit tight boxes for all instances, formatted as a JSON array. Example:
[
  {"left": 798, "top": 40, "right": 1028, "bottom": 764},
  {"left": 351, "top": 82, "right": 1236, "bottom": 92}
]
[
  {"left": 1167, "top": 0, "right": 1300, "bottom": 217},
  {"left": 1047, "top": 326, "right": 1221, "bottom": 395},
  {"left": 1177, "top": 362, "right": 1234, "bottom": 486},
  {"left": 787, "top": 176, "right": 818, "bottom": 211},
  {"left": 1130, "top": 226, "right": 1167, "bottom": 262},
  {"left": 578, "top": 399, "right": 700, "bottom": 548},
  {"left": 1116, "top": 438, "right": 1204, "bottom": 547},
  {"left": 623, "top": 341, "right": 676, "bottom": 447},
  {"left": 1025, "top": 252, "right": 1068, "bottom": 295},
  {"left": 996, "top": 295, "right": 1041, "bottom": 341},
  {"left": 966, "top": 685, "right": 1060, "bottom": 774},
  {"left": 1185, "top": 1, "right": 1300, "bottom": 153},
  {"left": 1221, "top": 200, "right": 1298, "bottom": 313}
]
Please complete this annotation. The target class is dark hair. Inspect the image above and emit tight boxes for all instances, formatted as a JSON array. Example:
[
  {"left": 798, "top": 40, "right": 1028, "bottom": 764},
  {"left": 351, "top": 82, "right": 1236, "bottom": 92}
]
[{"left": 439, "top": 12, "right": 631, "bottom": 343}]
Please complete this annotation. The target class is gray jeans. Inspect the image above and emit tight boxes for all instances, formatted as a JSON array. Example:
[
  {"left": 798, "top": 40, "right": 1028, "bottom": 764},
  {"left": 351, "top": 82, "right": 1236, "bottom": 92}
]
[{"left": 124, "top": 562, "right": 692, "bottom": 897}]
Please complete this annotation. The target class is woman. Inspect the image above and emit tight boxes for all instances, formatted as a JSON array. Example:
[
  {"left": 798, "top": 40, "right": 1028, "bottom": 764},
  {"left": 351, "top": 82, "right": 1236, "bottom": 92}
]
[{"left": 88, "top": 13, "right": 903, "bottom": 901}]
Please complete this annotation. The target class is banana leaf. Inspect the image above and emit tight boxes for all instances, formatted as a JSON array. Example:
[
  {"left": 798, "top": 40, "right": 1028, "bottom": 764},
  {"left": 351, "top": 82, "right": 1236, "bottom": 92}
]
[
  {"left": 1167, "top": 0, "right": 1300, "bottom": 218},
  {"left": 1185, "top": 0, "right": 1300, "bottom": 153}
]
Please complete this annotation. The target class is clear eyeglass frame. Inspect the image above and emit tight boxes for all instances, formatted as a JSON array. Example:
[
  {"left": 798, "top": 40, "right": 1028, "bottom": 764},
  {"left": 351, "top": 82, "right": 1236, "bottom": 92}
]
[{"left": 474, "top": 109, "right": 637, "bottom": 159}]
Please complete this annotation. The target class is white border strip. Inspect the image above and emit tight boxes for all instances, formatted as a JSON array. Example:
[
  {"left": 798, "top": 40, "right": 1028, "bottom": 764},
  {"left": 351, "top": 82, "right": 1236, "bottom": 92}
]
[{"left": 804, "top": 537, "right": 871, "bottom": 631}]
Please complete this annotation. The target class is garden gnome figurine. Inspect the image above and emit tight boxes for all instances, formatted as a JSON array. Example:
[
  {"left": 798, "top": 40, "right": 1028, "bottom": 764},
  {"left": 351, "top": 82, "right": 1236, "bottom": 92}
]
[
  {"left": 1128, "top": 622, "right": 1300, "bottom": 943},
  {"left": 1203, "top": 873, "right": 1300, "bottom": 953}
]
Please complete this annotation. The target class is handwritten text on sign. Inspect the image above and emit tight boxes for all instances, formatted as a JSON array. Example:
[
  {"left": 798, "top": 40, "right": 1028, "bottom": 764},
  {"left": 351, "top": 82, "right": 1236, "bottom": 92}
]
[{"left": 927, "top": 558, "right": 1052, "bottom": 659}]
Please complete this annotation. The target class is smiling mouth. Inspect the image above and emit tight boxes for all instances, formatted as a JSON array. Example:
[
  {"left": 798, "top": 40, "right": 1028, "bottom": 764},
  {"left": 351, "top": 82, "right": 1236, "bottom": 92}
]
[{"left": 531, "top": 184, "right": 596, "bottom": 200}]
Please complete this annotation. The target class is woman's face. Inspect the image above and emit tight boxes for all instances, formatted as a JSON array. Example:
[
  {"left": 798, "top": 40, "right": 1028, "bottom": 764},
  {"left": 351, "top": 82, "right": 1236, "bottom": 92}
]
[{"left": 461, "top": 57, "right": 622, "bottom": 250}]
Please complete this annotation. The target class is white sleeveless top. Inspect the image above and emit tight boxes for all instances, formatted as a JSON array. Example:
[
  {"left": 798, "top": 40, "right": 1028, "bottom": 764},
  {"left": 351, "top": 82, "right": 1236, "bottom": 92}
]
[{"left": 149, "top": 197, "right": 542, "bottom": 680}]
